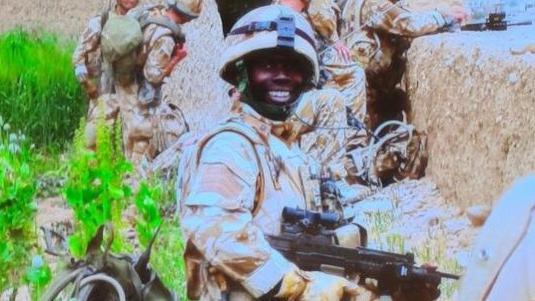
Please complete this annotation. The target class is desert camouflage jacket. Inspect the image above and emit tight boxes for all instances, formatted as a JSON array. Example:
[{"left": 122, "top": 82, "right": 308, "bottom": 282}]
[
  {"left": 139, "top": 6, "right": 178, "bottom": 86},
  {"left": 179, "top": 102, "right": 325, "bottom": 300},
  {"left": 302, "top": 0, "right": 449, "bottom": 70},
  {"left": 340, "top": 0, "right": 449, "bottom": 70}
]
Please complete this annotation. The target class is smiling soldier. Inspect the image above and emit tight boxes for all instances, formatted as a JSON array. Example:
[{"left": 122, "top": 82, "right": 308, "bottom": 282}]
[{"left": 175, "top": 4, "right": 449, "bottom": 300}]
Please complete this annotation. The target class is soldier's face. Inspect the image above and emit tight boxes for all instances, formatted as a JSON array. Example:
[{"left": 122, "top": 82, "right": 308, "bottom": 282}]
[
  {"left": 117, "top": 0, "right": 139, "bottom": 11},
  {"left": 247, "top": 51, "right": 306, "bottom": 106}
]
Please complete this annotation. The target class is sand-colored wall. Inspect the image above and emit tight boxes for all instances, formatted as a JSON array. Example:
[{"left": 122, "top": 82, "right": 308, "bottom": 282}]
[{"left": 405, "top": 26, "right": 535, "bottom": 207}]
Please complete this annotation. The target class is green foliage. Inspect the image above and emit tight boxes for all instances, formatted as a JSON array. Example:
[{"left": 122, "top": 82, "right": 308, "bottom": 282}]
[
  {"left": 64, "top": 111, "right": 133, "bottom": 258},
  {"left": 135, "top": 182, "right": 163, "bottom": 247},
  {"left": 0, "top": 29, "right": 87, "bottom": 149},
  {"left": 25, "top": 255, "right": 52, "bottom": 301},
  {"left": 135, "top": 174, "right": 187, "bottom": 298},
  {"left": 151, "top": 216, "right": 187, "bottom": 299},
  {"left": 0, "top": 116, "right": 43, "bottom": 292}
]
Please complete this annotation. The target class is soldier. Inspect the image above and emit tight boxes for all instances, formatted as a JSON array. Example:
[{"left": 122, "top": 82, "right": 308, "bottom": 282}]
[
  {"left": 456, "top": 175, "right": 535, "bottom": 301},
  {"left": 339, "top": 0, "right": 469, "bottom": 129},
  {"left": 121, "top": 0, "right": 202, "bottom": 166},
  {"left": 178, "top": 5, "right": 438, "bottom": 300},
  {"left": 73, "top": 0, "right": 140, "bottom": 149}
]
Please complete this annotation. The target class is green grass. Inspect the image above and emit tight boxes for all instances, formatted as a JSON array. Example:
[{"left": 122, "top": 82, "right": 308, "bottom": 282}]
[{"left": 0, "top": 29, "right": 87, "bottom": 149}]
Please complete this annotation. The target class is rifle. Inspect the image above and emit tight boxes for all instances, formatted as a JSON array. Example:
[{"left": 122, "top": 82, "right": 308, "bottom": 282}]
[
  {"left": 266, "top": 207, "right": 459, "bottom": 297},
  {"left": 461, "top": 12, "right": 532, "bottom": 31}
]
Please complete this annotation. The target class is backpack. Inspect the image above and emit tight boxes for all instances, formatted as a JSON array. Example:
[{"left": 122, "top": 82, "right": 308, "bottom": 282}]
[{"left": 100, "top": 6, "right": 185, "bottom": 82}]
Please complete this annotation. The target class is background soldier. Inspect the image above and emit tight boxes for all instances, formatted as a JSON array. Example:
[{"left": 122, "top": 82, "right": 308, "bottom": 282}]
[
  {"left": 340, "top": 0, "right": 469, "bottom": 129},
  {"left": 276, "top": 0, "right": 368, "bottom": 122},
  {"left": 122, "top": 0, "right": 202, "bottom": 167},
  {"left": 72, "top": 0, "right": 140, "bottom": 149}
]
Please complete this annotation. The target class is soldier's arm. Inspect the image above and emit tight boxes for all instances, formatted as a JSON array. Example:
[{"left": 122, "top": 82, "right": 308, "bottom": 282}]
[
  {"left": 180, "top": 133, "right": 293, "bottom": 298},
  {"left": 293, "top": 89, "right": 352, "bottom": 168},
  {"left": 363, "top": 0, "right": 449, "bottom": 37},
  {"left": 143, "top": 35, "right": 176, "bottom": 85},
  {"left": 307, "top": 0, "right": 341, "bottom": 43},
  {"left": 72, "top": 15, "right": 102, "bottom": 68}
]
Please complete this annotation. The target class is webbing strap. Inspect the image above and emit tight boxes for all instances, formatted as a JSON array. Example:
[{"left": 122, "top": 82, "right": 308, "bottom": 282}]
[{"left": 230, "top": 21, "right": 315, "bottom": 49}]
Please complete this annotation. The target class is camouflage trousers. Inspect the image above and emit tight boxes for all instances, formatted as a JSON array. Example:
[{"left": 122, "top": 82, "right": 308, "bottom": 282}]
[
  {"left": 85, "top": 94, "right": 121, "bottom": 150},
  {"left": 85, "top": 91, "right": 188, "bottom": 170},
  {"left": 122, "top": 99, "right": 188, "bottom": 167},
  {"left": 320, "top": 46, "right": 368, "bottom": 123}
]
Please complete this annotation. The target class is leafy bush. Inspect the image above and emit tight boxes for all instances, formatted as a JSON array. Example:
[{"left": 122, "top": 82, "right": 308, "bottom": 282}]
[
  {"left": 0, "top": 116, "right": 51, "bottom": 296},
  {"left": 0, "top": 29, "right": 87, "bottom": 149},
  {"left": 64, "top": 111, "right": 133, "bottom": 258},
  {"left": 135, "top": 176, "right": 187, "bottom": 299}
]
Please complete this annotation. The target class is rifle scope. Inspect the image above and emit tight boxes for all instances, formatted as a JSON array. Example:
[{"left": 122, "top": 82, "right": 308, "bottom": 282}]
[{"left": 282, "top": 207, "right": 341, "bottom": 229}]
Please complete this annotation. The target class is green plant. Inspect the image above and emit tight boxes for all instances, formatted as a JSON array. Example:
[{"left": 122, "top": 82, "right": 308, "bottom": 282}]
[
  {"left": 64, "top": 111, "right": 133, "bottom": 258},
  {"left": 412, "top": 227, "right": 464, "bottom": 301},
  {"left": 134, "top": 173, "right": 186, "bottom": 298},
  {"left": 0, "top": 29, "right": 87, "bottom": 149},
  {"left": 0, "top": 116, "right": 51, "bottom": 298},
  {"left": 135, "top": 182, "right": 163, "bottom": 247},
  {"left": 151, "top": 215, "right": 187, "bottom": 299},
  {"left": 25, "top": 255, "right": 52, "bottom": 301}
]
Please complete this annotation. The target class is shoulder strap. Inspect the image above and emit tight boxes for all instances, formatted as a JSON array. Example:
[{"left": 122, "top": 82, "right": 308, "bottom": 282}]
[
  {"left": 100, "top": 10, "right": 110, "bottom": 29},
  {"left": 194, "top": 123, "right": 265, "bottom": 217},
  {"left": 140, "top": 16, "right": 186, "bottom": 43}
]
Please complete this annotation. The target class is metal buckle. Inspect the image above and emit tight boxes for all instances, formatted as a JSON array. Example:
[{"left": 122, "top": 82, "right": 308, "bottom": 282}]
[
  {"left": 247, "top": 21, "right": 273, "bottom": 33},
  {"left": 276, "top": 14, "right": 295, "bottom": 48}
]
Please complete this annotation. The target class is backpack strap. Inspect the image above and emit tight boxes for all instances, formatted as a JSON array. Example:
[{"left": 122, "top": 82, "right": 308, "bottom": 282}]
[
  {"left": 140, "top": 16, "right": 186, "bottom": 43},
  {"left": 194, "top": 123, "right": 265, "bottom": 217}
]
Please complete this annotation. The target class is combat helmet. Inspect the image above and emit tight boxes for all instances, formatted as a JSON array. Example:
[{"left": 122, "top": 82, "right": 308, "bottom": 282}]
[
  {"left": 220, "top": 4, "right": 319, "bottom": 87},
  {"left": 165, "top": 0, "right": 202, "bottom": 20}
]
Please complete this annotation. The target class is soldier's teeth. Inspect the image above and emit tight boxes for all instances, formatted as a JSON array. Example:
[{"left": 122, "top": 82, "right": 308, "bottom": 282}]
[{"left": 269, "top": 91, "right": 290, "bottom": 102}]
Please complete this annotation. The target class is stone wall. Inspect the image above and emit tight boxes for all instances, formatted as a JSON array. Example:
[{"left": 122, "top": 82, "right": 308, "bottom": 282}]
[{"left": 405, "top": 26, "right": 535, "bottom": 207}]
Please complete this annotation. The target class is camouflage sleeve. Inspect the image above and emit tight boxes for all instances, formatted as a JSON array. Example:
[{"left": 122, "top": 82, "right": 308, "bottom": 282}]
[
  {"left": 292, "top": 89, "right": 352, "bottom": 176},
  {"left": 362, "top": 0, "right": 448, "bottom": 37},
  {"left": 307, "top": 0, "right": 341, "bottom": 43},
  {"left": 143, "top": 35, "right": 175, "bottom": 85},
  {"left": 72, "top": 15, "right": 102, "bottom": 67},
  {"left": 180, "top": 132, "right": 292, "bottom": 297}
]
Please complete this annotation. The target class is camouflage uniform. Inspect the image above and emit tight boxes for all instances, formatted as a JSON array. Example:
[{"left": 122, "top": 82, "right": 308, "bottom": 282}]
[
  {"left": 457, "top": 175, "right": 535, "bottom": 301},
  {"left": 338, "top": 0, "right": 453, "bottom": 128},
  {"left": 179, "top": 5, "right": 376, "bottom": 301},
  {"left": 121, "top": 5, "right": 189, "bottom": 165},
  {"left": 180, "top": 103, "right": 322, "bottom": 300},
  {"left": 299, "top": 0, "right": 368, "bottom": 122},
  {"left": 73, "top": 8, "right": 129, "bottom": 149}
]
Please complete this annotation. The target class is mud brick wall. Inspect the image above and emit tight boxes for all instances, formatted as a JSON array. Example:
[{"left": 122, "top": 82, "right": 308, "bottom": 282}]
[{"left": 405, "top": 26, "right": 535, "bottom": 207}]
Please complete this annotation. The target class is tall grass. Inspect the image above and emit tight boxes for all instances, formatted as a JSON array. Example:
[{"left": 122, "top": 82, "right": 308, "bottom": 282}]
[{"left": 0, "top": 29, "right": 87, "bottom": 149}]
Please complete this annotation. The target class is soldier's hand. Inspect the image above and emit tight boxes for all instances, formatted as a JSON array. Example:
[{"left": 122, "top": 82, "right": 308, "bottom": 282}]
[
  {"left": 172, "top": 43, "right": 188, "bottom": 62},
  {"left": 441, "top": 5, "right": 470, "bottom": 25},
  {"left": 334, "top": 41, "right": 351, "bottom": 63},
  {"left": 74, "top": 64, "right": 89, "bottom": 82},
  {"left": 275, "top": 267, "right": 377, "bottom": 301},
  {"left": 393, "top": 264, "right": 441, "bottom": 301}
]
